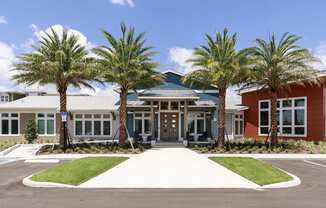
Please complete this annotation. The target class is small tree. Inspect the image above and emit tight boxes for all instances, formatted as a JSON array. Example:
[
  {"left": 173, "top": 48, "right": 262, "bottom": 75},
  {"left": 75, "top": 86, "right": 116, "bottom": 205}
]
[{"left": 24, "top": 120, "right": 38, "bottom": 144}]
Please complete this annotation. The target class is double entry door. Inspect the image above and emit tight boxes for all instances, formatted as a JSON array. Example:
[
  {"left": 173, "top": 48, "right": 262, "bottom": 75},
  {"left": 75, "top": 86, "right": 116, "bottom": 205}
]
[{"left": 160, "top": 112, "right": 179, "bottom": 141}]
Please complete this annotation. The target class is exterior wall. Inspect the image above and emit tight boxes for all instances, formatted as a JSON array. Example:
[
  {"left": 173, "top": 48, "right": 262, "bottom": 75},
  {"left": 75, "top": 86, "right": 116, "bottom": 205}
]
[
  {"left": 225, "top": 113, "right": 233, "bottom": 139},
  {"left": 20, "top": 113, "right": 35, "bottom": 134},
  {"left": 242, "top": 84, "right": 325, "bottom": 141}
]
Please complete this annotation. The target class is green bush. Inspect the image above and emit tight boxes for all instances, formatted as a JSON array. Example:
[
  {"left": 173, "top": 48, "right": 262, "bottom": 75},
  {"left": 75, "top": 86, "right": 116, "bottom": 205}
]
[{"left": 24, "top": 119, "right": 38, "bottom": 144}]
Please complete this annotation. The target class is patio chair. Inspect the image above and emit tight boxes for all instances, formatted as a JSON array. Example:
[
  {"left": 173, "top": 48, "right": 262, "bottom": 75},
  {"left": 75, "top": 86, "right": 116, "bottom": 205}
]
[
  {"left": 198, "top": 131, "right": 208, "bottom": 142},
  {"left": 186, "top": 131, "right": 195, "bottom": 142},
  {"left": 133, "top": 131, "right": 143, "bottom": 143}
]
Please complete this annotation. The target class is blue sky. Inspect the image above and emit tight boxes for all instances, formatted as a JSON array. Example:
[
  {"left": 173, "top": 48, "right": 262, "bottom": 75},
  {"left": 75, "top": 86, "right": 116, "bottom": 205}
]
[{"left": 1, "top": 0, "right": 326, "bottom": 99}]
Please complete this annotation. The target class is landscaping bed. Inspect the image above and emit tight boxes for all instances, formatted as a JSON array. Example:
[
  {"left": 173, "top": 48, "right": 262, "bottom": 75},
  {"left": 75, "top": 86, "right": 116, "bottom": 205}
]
[
  {"left": 192, "top": 139, "right": 326, "bottom": 154},
  {"left": 210, "top": 157, "right": 292, "bottom": 185},
  {"left": 0, "top": 138, "right": 58, "bottom": 152},
  {"left": 31, "top": 157, "right": 128, "bottom": 185},
  {"left": 37, "top": 142, "right": 148, "bottom": 155}
]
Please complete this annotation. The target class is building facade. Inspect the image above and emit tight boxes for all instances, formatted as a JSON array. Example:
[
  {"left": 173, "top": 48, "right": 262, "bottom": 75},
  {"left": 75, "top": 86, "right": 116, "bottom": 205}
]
[
  {"left": 0, "top": 71, "right": 246, "bottom": 143},
  {"left": 240, "top": 77, "right": 326, "bottom": 141}
]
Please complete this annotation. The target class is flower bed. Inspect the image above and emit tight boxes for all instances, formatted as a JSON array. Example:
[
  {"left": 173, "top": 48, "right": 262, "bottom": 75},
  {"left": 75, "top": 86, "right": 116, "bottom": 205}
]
[
  {"left": 192, "top": 139, "right": 326, "bottom": 154},
  {"left": 37, "top": 142, "right": 148, "bottom": 155}
]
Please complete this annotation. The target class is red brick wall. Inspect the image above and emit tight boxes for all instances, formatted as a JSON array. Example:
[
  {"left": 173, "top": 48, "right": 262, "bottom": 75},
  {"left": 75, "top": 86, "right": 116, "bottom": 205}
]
[{"left": 241, "top": 84, "right": 325, "bottom": 141}]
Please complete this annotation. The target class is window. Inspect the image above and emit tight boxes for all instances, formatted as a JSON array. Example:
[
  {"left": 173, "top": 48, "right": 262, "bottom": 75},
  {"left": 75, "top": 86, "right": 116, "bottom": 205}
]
[
  {"left": 258, "top": 97, "right": 306, "bottom": 136},
  {"left": 160, "top": 101, "right": 169, "bottom": 110},
  {"left": 160, "top": 101, "right": 180, "bottom": 111},
  {"left": 0, "top": 113, "right": 19, "bottom": 135},
  {"left": 170, "top": 102, "right": 179, "bottom": 110},
  {"left": 188, "top": 112, "right": 206, "bottom": 136},
  {"left": 134, "top": 112, "right": 152, "bottom": 135},
  {"left": 74, "top": 114, "right": 111, "bottom": 137},
  {"left": 0, "top": 95, "right": 9, "bottom": 102},
  {"left": 37, "top": 113, "right": 55, "bottom": 135},
  {"left": 234, "top": 113, "right": 244, "bottom": 136}
]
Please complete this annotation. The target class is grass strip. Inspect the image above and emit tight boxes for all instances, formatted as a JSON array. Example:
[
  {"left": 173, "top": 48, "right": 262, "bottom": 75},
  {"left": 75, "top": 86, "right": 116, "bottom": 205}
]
[
  {"left": 209, "top": 157, "right": 292, "bottom": 186},
  {"left": 31, "top": 156, "right": 128, "bottom": 185}
]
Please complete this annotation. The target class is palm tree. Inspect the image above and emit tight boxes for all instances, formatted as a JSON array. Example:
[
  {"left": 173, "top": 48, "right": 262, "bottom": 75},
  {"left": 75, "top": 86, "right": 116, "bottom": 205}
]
[
  {"left": 93, "top": 23, "right": 163, "bottom": 144},
  {"left": 184, "top": 28, "right": 250, "bottom": 147},
  {"left": 244, "top": 32, "right": 318, "bottom": 146},
  {"left": 13, "top": 28, "right": 97, "bottom": 148}
]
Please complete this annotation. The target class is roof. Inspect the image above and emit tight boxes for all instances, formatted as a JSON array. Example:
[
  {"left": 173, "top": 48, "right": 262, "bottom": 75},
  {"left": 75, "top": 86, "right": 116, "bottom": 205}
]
[
  {"left": 138, "top": 89, "right": 200, "bottom": 100},
  {"left": 238, "top": 70, "right": 326, "bottom": 95},
  {"left": 0, "top": 95, "right": 119, "bottom": 111}
]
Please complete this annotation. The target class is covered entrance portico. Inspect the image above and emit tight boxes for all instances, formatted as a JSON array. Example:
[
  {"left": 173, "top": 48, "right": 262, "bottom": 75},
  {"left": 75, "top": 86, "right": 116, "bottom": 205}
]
[{"left": 126, "top": 89, "right": 217, "bottom": 143}]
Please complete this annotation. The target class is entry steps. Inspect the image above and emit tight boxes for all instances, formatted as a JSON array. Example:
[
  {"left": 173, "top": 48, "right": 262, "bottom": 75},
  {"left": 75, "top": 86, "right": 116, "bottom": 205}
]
[{"left": 153, "top": 142, "right": 185, "bottom": 148}]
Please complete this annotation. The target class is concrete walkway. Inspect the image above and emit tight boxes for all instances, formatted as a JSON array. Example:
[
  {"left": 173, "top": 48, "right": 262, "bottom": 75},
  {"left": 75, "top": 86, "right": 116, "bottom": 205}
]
[
  {"left": 80, "top": 148, "right": 260, "bottom": 189},
  {"left": 3, "top": 144, "right": 43, "bottom": 158}
]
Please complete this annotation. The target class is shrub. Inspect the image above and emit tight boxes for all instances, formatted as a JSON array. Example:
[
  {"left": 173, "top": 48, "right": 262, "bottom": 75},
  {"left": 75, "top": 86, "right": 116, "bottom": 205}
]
[{"left": 24, "top": 119, "right": 38, "bottom": 144}]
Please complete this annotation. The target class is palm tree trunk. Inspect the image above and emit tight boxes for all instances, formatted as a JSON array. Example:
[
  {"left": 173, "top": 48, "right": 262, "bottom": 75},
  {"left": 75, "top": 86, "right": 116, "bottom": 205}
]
[
  {"left": 217, "top": 88, "right": 226, "bottom": 147},
  {"left": 59, "top": 90, "right": 67, "bottom": 148},
  {"left": 270, "top": 91, "right": 278, "bottom": 147},
  {"left": 119, "top": 89, "right": 128, "bottom": 144}
]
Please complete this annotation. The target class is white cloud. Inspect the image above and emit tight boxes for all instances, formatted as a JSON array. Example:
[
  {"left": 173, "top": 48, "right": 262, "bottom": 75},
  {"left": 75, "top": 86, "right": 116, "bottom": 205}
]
[
  {"left": 168, "top": 47, "right": 195, "bottom": 74},
  {"left": 0, "top": 42, "right": 16, "bottom": 89},
  {"left": 312, "top": 42, "right": 326, "bottom": 71},
  {"left": 0, "top": 16, "right": 7, "bottom": 24},
  {"left": 111, "top": 0, "right": 134, "bottom": 7}
]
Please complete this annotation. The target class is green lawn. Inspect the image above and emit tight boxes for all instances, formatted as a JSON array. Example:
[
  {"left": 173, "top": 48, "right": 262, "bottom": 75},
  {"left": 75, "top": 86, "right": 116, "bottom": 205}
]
[
  {"left": 209, "top": 157, "right": 292, "bottom": 186},
  {"left": 31, "top": 157, "right": 128, "bottom": 185}
]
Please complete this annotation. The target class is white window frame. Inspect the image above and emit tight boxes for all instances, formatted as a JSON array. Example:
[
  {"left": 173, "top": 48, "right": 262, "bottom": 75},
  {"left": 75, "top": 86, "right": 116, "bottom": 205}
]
[
  {"left": 0, "top": 112, "right": 20, "bottom": 136},
  {"left": 234, "top": 112, "right": 244, "bottom": 136},
  {"left": 188, "top": 112, "right": 206, "bottom": 139},
  {"left": 258, "top": 96, "right": 307, "bottom": 137},
  {"left": 133, "top": 112, "right": 152, "bottom": 136},
  {"left": 74, "top": 113, "right": 112, "bottom": 137},
  {"left": 36, "top": 113, "right": 56, "bottom": 136}
]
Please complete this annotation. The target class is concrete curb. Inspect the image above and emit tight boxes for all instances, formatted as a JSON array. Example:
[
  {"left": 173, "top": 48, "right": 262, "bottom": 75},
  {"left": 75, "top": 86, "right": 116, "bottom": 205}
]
[
  {"left": 23, "top": 175, "right": 77, "bottom": 188},
  {"left": 261, "top": 171, "right": 301, "bottom": 189},
  {"left": 203, "top": 153, "right": 326, "bottom": 159},
  {"left": 0, "top": 144, "right": 21, "bottom": 156}
]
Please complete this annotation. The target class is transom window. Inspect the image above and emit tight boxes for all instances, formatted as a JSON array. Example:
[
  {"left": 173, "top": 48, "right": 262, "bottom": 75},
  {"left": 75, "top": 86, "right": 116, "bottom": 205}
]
[
  {"left": 258, "top": 97, "right": 306, "bottom": 136},
  {"left": 159, "top": 101, "right": 179, "bottom": 111},
  {"left": 0, "top": 113, "right": 19, "bottom": 135},
  {"left": 134, "top": 112, "right": 151, "bottom": 135},
  {"left": 74, "top": 114, "right": 111, "bottom": 137},
  {"left": 37, "top": 113, "right": 55, "bottom": 135},
  {"left": 234, "top": 113, "right": 244, "bottom": 136}
]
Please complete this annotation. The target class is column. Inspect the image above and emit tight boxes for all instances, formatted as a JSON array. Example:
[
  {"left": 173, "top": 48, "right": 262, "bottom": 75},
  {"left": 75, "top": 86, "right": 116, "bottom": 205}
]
[
  {"left": 151, "top": 101, "right": 155, "bottom": 140},
  {"left": 184, "top": 100, "right": 188, "bottom": 139}
]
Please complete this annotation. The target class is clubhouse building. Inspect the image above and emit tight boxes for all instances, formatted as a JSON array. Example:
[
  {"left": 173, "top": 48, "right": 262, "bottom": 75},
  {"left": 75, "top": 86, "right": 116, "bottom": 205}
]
[{"left": 0, "top": 70, "right": 325, "bottom": 143}]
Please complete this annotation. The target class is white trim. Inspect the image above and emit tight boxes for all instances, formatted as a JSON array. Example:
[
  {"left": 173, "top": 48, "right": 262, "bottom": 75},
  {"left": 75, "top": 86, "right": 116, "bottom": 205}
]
[
  {"left": 138, "top": 96, "right": 200, "bottom": 100},
  {"left": 234, "top": 112, "right": 244, "bottom": 137},
  {"left": 187, "top": 112, "right": 206, "bottom": 141},
  {"left": 133, "top": 112, "right": 152, "bottom": 138},
  {"left": 258, "top": 96, "right": 307, "bottom": 137},
  {"left": 36, "top": 112, "right": 56, "bottom": 136},
  {"left": 0, "top": 112, "right": 20, "bottom": 136},
  {"left": 162, "top": 70, "right": 185, "bottom": 76}
]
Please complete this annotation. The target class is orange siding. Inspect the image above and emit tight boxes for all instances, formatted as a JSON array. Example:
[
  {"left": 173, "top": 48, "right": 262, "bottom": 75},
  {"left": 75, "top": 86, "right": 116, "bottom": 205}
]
[{"left": 241, "top": 84, "right": 325, "bottom": 141}]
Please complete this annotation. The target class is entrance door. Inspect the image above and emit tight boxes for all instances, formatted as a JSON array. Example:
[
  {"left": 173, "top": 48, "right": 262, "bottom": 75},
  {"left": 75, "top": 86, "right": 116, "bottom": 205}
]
[{"left": 160, "top": 112, "right": 179, "bottom": 141}]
